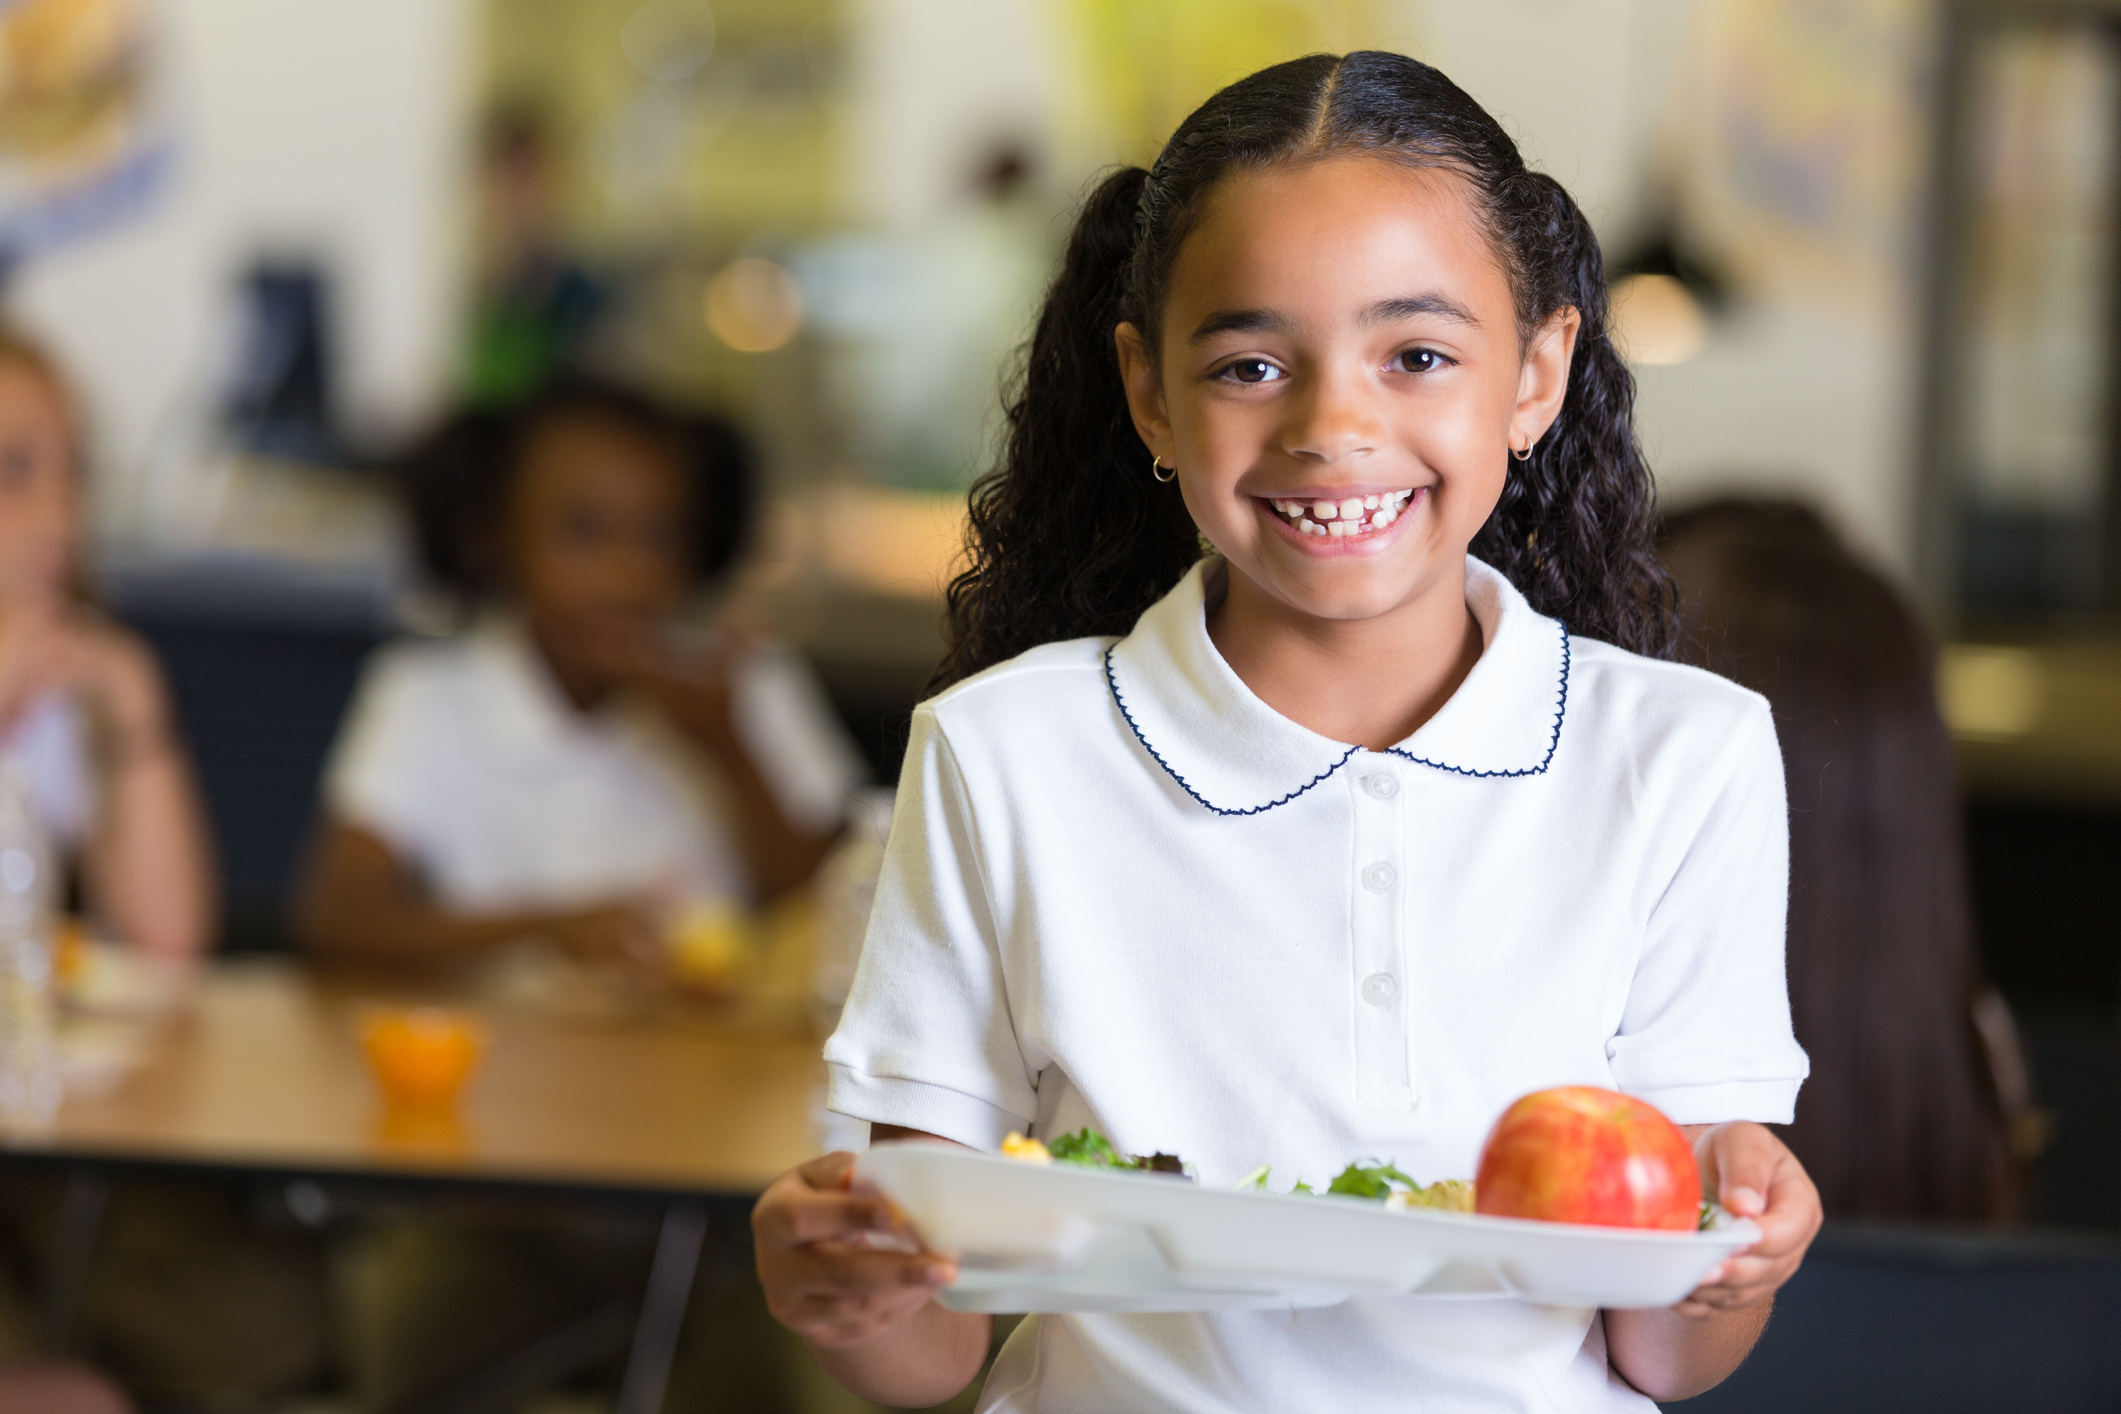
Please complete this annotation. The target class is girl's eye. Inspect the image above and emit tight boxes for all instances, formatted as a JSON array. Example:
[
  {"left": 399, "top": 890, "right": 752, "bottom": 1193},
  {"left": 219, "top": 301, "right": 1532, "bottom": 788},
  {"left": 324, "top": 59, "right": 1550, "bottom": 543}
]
[
  {"left": 1217, "top": 358, "right": 1284, "bottom": 385},
  {"left": 1393, "top": 347, "right": 1451, "bottom": 375}
]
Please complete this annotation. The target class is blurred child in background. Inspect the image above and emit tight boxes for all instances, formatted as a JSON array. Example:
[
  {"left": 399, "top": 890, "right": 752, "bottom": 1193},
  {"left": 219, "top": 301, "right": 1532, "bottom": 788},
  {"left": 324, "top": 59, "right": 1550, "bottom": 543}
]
[
  {"left": 298, "top": 377, "right": 861, "bottom": 1411},
  {"left": 297, "top": 377, "right": 861, "bottom": 980},
  {"left": 0, "top": 325, "right": 327, "bottom": 1410},
  {"left": 0, "top": 327, "right": 212, "bottom": 959},
  {"left": 1662, "top": 498, "right": 2031, "bottom": 1223}
]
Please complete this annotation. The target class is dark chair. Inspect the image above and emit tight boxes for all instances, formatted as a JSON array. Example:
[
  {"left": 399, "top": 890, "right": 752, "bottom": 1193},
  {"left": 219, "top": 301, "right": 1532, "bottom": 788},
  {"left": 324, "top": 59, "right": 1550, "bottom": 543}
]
[
  {"left": 106, "top": 559, "right": 390, "bottom": 953},
  {"left": 1664, "top": 1223, "right": 2121, "bottom": 1414}
]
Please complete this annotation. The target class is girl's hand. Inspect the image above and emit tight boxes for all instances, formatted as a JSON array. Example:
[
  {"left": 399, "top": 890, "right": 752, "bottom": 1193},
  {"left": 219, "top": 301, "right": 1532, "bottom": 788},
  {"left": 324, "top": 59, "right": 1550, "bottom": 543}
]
[
  {"left": 0, "top": 607, "right": 164, "bottom": 741},
  {"left": 1677, "top": 1121, "right": 1822, "bottom": 1317},
  {"left": 753, "top": 1151, "right": 956, "bottom": 1349},
  {"left": 624, "top": 623, "right": 754, "bottom": 762},
  {"left": 544, "top": 902, "right": 667, "bottom": 979}
]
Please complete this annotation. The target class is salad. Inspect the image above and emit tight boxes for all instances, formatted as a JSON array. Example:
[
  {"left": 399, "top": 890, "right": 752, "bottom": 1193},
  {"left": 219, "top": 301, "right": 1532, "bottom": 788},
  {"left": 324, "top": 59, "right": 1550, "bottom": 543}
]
[
  {"left": 1000, "top": 1130, "right": 1472, "bottom": 1210},
  {"left": 998, "top": 1126, "right": 1716, "bottom": 1229},
  {"left": 1003, "top": 1129, "right": 1188, "bottom": 1176}
]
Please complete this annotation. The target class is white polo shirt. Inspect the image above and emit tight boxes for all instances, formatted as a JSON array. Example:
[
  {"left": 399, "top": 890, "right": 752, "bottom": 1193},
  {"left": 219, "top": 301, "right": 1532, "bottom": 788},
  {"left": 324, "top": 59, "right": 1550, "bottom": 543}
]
[
  {"left": 325, "top": 622, "right": 865, "bottom": 912},
  {"left": 825, "top": 556, "right": 1807, "bottom": 1414}
]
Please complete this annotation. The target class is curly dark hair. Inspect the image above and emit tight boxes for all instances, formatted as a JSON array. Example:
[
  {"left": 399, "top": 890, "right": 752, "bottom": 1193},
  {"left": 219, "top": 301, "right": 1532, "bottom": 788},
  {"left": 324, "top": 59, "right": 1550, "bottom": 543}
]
[
  {"left": 397, "top": 376, "right": 757, "bottom": 600},
  {"left": 932, "top": 50, "right": 1674, "bottom": 689}
]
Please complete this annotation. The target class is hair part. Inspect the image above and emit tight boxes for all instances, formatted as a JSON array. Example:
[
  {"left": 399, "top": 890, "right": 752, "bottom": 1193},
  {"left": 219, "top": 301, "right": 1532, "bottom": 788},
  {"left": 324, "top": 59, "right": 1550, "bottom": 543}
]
[{"left": 934, "top": 50, "right": 1674, "bottom": 690}]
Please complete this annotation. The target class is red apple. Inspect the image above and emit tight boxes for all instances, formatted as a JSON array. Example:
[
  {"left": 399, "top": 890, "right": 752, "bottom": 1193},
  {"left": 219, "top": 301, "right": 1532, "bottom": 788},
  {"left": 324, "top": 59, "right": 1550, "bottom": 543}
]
[{"left": 1474, "top": 1086, "right": 1700, "bottom": 1230}]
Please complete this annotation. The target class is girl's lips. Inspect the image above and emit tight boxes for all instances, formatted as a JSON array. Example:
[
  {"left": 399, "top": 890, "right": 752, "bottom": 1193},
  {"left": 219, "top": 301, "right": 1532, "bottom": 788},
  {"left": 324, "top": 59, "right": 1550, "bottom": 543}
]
[{"left": 1255, "top": 486, "right": 1427, "bottom": 554}]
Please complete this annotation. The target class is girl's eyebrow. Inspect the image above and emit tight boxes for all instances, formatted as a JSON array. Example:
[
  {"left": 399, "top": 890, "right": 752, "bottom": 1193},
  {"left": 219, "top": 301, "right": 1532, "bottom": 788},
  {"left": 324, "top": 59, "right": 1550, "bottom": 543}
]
[
  {"left": 1363, "top": 293, "right": 1479, "bottom": 327},
  {"left": 1188, "top": 307, "right": 1288, "bottom": 343},
  {"left": 1188, "top": 292, "right": 1478, "bottom": 345}
]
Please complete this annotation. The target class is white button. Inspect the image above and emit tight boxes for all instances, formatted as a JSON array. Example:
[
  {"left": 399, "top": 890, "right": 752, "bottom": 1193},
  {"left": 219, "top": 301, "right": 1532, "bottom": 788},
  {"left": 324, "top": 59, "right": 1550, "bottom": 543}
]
[
  {"left": 1361, "top": 973, "right": 1398, "bottom": 1007},
  {"left": 1363, "top": 772, "right": 1400, "bottom": 800},
  {"left": 1361, "top": 861, "right": 1397, "bottom": 893}
]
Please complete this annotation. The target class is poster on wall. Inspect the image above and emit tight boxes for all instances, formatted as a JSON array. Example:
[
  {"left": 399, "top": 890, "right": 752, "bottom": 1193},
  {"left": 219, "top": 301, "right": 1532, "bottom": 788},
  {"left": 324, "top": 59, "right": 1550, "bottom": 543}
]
[{"left": 0, "top": 0, "right": 171, "bottom": 267}]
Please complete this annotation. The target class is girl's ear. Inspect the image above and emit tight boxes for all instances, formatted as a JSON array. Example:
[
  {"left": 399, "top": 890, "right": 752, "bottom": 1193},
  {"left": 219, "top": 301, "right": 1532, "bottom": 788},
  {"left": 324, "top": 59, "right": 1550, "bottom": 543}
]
[
  {"left": 1115, "top": 322, "right": 1174, "bottom": 465},
  {"left": 1510, "top": 307, "right": 1581, "bottom": 451}
]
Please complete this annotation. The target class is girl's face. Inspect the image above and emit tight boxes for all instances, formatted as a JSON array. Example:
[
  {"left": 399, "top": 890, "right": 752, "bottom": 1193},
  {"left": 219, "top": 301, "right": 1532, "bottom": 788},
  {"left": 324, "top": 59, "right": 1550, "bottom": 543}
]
[
  {"left": 0, "top": 360, "right": 78, "bottom": 615},
  {"left": 1118, "top": 155, "right": 1577, "bottom": 627},
  {"left": 502, "top": 413, "right": 692, "bottom": 689}
]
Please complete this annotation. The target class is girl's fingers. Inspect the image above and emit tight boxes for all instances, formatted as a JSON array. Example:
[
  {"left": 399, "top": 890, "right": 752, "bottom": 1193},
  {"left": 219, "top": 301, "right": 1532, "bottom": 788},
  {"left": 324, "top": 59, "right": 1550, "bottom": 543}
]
[
  {"left": 781, "top": 1242, "right": 953, "bottom": 1295},
  {"left": 795, "top": 1151, "right": 859, "bottom": 1190},
  {"left": 757, "top": 1189, "right": 900, "bottom": 1246}
]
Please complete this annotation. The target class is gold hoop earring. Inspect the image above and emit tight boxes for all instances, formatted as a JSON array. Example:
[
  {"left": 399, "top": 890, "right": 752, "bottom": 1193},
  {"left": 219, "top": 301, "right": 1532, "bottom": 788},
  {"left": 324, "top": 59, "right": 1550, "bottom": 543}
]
[
  {"left": 1150, "top": 454, "right": 1178, "bottom": 483},
  {"left": 1512, "top": 440, "right": 1534, "bottom": 463}
]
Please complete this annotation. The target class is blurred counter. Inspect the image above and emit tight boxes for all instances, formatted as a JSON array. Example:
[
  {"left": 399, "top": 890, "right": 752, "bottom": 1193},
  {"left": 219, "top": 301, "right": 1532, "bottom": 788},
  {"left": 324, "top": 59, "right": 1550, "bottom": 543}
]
[{"left": 1942, "top": 639, "right": 2121, "bottom": 806}]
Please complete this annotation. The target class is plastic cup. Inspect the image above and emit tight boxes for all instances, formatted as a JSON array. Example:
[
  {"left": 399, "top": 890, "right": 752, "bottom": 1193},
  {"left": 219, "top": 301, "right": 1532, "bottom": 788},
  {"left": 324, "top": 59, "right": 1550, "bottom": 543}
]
[{"left": 358, "top": 1006, "right": 486, "bottom": 1109}]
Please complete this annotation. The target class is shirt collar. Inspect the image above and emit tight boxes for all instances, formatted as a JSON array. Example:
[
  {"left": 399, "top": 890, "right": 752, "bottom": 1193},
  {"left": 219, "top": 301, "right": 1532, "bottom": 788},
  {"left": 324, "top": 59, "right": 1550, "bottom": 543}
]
[{"left": 1103, "top": 556, "right": 1571, "bottom": 816}]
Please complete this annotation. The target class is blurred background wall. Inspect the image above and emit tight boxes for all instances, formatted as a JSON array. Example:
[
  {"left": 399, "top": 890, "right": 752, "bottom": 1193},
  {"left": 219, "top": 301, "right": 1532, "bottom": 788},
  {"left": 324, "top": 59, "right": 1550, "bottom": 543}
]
[{"left": 9, "top": 0, "right": 476, "bottom": 517}]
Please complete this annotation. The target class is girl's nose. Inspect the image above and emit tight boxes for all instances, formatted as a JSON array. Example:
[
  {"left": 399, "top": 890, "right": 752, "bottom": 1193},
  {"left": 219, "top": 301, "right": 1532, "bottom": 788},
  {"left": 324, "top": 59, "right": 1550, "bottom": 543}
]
[{"left": 1279, "top": 367, "right": 1386, "bottom": 465}]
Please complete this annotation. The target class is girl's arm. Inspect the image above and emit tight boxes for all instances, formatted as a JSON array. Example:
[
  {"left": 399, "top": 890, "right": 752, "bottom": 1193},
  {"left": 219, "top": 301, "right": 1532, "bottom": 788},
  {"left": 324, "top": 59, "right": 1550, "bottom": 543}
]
[
  {"left": 72, "top": 625, "right": 216, "bottom": 960},
  {"left": 753, "top": 1129, "right": 992, "bottom": 1406},
  {"left": 293, "top": 819, "right": 662, "bottom": 972},
  {"left": 1604, "top": 1121, "right": 1822, "bottom": 1402}
]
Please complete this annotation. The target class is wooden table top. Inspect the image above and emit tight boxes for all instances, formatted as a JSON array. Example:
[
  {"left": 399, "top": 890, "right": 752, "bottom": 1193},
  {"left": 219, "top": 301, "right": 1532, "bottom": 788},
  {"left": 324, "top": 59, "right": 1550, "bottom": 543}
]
[{"left": 1, "top": 957, "right": 828, "bottom": 1199}]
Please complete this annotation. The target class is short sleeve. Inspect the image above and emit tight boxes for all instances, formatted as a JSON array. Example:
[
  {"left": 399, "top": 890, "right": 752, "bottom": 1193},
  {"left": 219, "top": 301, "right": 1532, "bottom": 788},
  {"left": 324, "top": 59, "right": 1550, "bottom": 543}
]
[
  {"left": 730, "top": 646, "right": 867, "bottom": 833},
  {"left": 822, "top": 707, "right": 1036, "bottom": 1150},
  {"left": 322, "top": 646, "right": 446, "bottom": 868},
  {"left": 1607, "top": 698, "right": 1810, "bottom": 1125}
]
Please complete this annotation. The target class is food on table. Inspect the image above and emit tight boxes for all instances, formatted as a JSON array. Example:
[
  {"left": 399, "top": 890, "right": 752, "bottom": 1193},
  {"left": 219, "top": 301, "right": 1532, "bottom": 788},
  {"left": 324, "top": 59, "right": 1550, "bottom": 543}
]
[
  {"left": 1473, "top": 1086, "right": 1700, "bottom": 1230},
  {"left": 358, "top": 1007, "right": 487, "bottom": 1109},
  {"left": 667, "top": 901, "right": 752, "bottom": 986}
]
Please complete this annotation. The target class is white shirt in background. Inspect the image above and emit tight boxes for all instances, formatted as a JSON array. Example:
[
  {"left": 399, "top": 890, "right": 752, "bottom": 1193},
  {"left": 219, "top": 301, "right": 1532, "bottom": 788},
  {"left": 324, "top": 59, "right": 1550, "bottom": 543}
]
[
  {"left": 324, "top": 622, "right": 866, "bottom": 913},
  {"left": 825, "top": 556, "right": 1808, "bottom": 1414},
  {"left": 0, "top": 691, "right": 94, "bottom": 850}
]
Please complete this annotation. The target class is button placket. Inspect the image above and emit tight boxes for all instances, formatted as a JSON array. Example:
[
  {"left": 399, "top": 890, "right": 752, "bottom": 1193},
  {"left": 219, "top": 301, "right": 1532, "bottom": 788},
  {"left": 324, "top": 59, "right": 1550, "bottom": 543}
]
[{"left": 1349, "top": 756, "right": 1412, "bottom": 1107}]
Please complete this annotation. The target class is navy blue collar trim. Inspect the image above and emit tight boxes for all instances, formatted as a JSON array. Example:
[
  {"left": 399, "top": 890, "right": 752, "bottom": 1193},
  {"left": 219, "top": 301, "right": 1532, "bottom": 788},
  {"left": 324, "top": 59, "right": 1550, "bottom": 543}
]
[
  {"left": 1385, "top": 624, "right": 1570, "bottom": 779},
  {"left": 1102, "top": 620, "right": 1571, "bottom": 817}
]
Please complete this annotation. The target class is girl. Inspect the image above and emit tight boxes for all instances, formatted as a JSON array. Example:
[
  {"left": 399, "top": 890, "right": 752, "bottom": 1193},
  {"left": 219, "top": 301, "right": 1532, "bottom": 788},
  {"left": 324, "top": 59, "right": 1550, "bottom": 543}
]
[
  {"left": 297, "top": 379, "right": 863, "bottom": 974},
  {"left": 298, "top": 380, "right": 861, "bottom": 1411},
  {"left": 756, "top": 52, "right": 1821, "bottom": 1412},
  {"left": 1662, "top": 498, "right": 2030, "bottom": 1222},
  {"left": 0, "top": 328, "right": 215, "bottom": 959}
]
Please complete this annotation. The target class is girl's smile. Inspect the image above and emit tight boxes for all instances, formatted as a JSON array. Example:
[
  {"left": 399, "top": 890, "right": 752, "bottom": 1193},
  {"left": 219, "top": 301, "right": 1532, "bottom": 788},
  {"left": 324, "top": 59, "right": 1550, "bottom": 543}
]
[{"left": 1261, "top": 486, "right": 1422, "bottom": 546}]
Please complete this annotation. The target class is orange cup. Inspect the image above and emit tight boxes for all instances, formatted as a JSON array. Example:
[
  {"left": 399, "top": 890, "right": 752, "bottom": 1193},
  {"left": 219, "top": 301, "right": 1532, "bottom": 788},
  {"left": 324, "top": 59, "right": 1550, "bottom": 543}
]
[{"left": 358, "top": 1007, "right": 487, "bottom": 1110}]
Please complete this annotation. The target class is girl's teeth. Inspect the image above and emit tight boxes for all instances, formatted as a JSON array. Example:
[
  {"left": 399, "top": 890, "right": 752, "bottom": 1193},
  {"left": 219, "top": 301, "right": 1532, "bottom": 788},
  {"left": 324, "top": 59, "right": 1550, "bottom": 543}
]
[{"left": 1273, "top": 490, "right": 1415, "bottom": 538}]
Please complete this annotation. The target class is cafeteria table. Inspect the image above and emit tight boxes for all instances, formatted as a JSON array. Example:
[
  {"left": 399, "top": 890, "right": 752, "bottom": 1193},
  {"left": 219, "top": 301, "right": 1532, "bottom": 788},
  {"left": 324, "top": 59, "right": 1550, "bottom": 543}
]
[{"left": 0, "top": 956, "right": 827, "bottom": 1414}]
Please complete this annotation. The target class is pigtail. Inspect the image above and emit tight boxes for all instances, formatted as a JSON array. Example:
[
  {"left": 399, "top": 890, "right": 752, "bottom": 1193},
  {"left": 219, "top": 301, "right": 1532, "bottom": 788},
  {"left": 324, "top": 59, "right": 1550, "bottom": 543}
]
[
  {"left": 930, "top": 167, "right": 1203, "bottom": 690},
  {"left": 1472, "top": 173, "right": 1678, "bottom": 658}
]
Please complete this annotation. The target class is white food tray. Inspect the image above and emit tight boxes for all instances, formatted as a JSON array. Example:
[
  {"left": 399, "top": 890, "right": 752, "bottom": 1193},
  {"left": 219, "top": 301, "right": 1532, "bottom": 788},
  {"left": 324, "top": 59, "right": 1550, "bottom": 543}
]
[{"left": 858, "top": 1142, "right": 1757, "bottom": 1314}]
